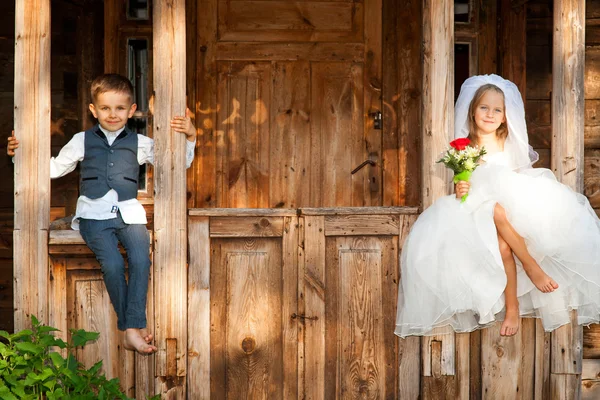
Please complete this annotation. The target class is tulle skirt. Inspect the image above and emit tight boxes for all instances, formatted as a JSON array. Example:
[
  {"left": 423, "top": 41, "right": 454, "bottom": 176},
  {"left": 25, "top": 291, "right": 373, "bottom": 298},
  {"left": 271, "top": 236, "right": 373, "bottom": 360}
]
[{"left": 395, "top": 164, "right": 600, "bottom": 337}]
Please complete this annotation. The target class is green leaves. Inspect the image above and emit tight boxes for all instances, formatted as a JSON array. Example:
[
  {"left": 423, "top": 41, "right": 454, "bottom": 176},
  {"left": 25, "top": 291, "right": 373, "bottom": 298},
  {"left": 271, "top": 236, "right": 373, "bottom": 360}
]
[{"left": 0, "top": 315, "right": 136, "bottom": 399}]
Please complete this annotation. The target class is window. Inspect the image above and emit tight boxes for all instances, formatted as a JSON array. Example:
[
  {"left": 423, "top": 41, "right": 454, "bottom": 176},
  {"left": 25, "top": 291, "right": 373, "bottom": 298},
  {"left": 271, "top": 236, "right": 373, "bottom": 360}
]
[
  {"left": 127, "top": 0, "right": 150, "bottom": 20},
  {"left": 455, "top": 0, "right": 470, "bottom": 24},
  {"left": 455, "top": 43, "right": 471, "bottom": 101}
]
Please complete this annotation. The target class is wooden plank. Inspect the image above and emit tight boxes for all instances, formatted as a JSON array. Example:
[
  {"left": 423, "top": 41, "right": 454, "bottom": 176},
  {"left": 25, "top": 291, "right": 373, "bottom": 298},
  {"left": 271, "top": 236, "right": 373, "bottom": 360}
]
[
  {"left": 478, "top": 0, "right": 498, "bottom": 74},
  {"left": 585, "top": 48, "right": 600, "bottom": 99},
  {"left": 49, "top": 230, "right": 85, "bottom": 245},
  {"left": 469, "top": 330, "right": 482, "bottom": 400},
  {"left": 582, "top": 380, "right": 600, "bottom": 400},
  {"left": 153, "top": 0, "right": 188, "bottom": 382},
  {"left": 551, "top": 312, "right": 583, "bottom": 375},
  {"left": 302, "top": 216, "right": 326, "bottom": 399},
  {"left": 187, "top": 217, "right": 210, "bottom": 399},
  {"left": 551, "top": 373, "right": 582, "bottom": 399},
  {"left": 103, "top": 0, "right": 120, "bottom": 73},
  {"left": 499, "top": 0, "right": 527, "bottom": 97},
  {"left": 216, "top": 42, "right": 365, "bottom": 62},
  {"left": 309, "top": 62, "right": 364, "bottom": 207},
  {"left": 362, "top": 0, "right": 382, "bottom": 207},
  {"left": 48, "top": 257, "right": 67, "bottom": 357},
  {"left": 300, "top": 206, "right": 419, "bottom": 216},
  {"left": 209, "top": 216, "right": 284, "bottom": 237},
  {"left": 210, "top": 239, "right": 226, "bottom": 400},
  {"left": 297, "top": 218, "right": 306, "bottom": 399},
  {"left": 215, "top": 62, "right": 271, "bottom": 208},
  {"left": 534, "top": 319, "right": 551, "bottom": 400},
  {"left": 583, "top": 324, "right": 600, "bottom": 359},
  {"left": 194, "top": 0, "right": 218, "bottom": 207},
  {"left": 186, "top": 0, "right": 198, "bottom": 209},
  {"left": 582, "top": 360, "right": 600, "bottom": 400},
  {"left": 218, "top": 0, "right": 363, "bottom": 42},
  {"left": 584, "top": 150, "right": 600, "bottom": 208},
  {"left": 455, "top": 333, "right": 470, "bottom": 399},
  {"left": 13, "top": 0, "right": 51, "bottom": 330},
  {"left": 190, "top": 208, "right": 297, "bottom": 217},
  {"left": 521, "top": 318, "right": 536, "bottom": 399},
  {"left": 136, "top": 250, "right": 155, "bottom": 400},
  {"left": 323, "top": 214, "right": 399, "bottom": 236},
  {"left": 421, "top": 0, "right": 455, "bottom": 383},
  {"left": 282, "top": 216, "right": 299, "bottom": 400},
  {"left": 269, "top": 61, "right": 311, "bottom": 208}
]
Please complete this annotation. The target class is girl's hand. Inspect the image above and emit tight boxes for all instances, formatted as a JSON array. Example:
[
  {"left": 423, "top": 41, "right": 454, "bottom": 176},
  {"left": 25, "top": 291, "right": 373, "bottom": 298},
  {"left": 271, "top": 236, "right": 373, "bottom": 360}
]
[
  {"left": 170, "top": 108, "right": 196, "bottom": 142},
  {"left": 7, "top": 130, "right": 19, "bottom": 157},
  {"left": 455, "top": 181, "right": 470, "bottom": 199}
]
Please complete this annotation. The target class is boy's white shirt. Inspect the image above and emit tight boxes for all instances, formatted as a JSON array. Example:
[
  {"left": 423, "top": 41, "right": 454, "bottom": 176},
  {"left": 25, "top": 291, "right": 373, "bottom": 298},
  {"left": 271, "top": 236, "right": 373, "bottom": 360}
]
[{"left": 49, "top": 125, "right": 196, "bottom": 230}]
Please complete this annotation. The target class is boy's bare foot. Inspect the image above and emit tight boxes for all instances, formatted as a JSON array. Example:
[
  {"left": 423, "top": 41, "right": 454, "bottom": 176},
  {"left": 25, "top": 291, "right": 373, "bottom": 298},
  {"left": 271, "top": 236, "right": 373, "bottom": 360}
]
[
  {"left": 139, "top": 328, "right": 153, "bottom": 343},
  {"left": 500, "top": 307, "right": 520, "bottom": 336},
  {"left": 124, "top": 329, "right": 157, "bottom": 355},
  {"left": 524, "top": 263, "right": 559, "bottom": 293}
]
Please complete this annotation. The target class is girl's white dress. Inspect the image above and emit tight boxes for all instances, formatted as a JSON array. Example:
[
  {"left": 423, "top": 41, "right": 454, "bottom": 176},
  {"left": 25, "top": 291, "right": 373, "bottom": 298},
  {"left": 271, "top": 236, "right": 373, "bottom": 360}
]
[{"left": 395, "top": 151, "right": 600, "bottom": 337}]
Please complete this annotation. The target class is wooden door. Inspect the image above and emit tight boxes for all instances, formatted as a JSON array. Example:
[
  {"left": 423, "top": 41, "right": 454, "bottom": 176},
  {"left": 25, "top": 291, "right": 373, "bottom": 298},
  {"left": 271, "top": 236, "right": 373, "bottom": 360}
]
[
  {"left": 300, "top": 211, "right": 415, "bottom": 399},
  {"left": 194, "top": 0, "right": 383, "bottom": 209}
]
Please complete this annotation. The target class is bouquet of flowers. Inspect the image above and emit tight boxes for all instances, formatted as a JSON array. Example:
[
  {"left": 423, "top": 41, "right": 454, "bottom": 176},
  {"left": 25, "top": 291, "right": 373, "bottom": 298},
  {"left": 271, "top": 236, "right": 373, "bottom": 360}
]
[{"left": 437, "top": 138, "right": 487, "bottom": 202}]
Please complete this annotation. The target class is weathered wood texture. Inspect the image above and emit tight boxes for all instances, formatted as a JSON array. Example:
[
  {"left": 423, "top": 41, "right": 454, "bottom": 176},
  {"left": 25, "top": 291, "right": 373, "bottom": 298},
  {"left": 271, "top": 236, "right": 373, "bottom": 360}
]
[
  {"left": 13, "top": 0, "right": 51, "bottom": 330},
  {"left": 421, "top": 1, "right": 455, "bottom": 392},
  {"left": 152, "top": 0, "right": 188, "bottom": 390},
  {"left": 551, "top": 1, "right": 586, "bottom": 398}
]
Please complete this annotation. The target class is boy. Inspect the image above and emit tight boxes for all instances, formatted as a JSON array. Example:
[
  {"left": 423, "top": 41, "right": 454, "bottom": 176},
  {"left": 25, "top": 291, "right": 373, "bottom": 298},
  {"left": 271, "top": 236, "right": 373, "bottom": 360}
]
[{"left": 7, "top": 74, "right": 196, "bottom": 354}]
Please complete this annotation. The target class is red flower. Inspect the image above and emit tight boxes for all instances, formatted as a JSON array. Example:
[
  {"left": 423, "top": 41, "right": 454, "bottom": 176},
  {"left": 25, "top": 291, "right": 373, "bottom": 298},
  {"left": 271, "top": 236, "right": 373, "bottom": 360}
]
[{"left": 449, "top": 138, "right": 471, "bottom": 151}]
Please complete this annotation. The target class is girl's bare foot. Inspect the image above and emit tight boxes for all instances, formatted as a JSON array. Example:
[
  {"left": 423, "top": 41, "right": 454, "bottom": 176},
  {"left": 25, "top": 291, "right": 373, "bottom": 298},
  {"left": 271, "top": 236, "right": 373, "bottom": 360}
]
[
  {"left": 124, "top": 329, "right": 157, "bottom": 355},
  {"left": 523, "top": 264, "right": 559, "bottom": 293},
  {"left": 500, "top": 307, "right": 520, "bottom": 336},
  {"left": 139, "top": 328, "right": 153, "bottom": 343}
]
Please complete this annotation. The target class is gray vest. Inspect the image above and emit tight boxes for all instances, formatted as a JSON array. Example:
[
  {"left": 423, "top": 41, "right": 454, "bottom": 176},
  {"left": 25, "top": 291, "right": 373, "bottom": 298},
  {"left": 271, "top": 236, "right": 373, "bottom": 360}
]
[{"left": 80, "top": 125, "right": 139, "bottom": 201}]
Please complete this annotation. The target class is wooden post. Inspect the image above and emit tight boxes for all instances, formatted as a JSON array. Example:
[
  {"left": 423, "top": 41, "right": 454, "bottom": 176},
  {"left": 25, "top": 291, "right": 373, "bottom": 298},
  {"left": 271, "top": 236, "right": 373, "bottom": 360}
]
[
  {"left": 13, "top": 0, "right": 51, "bottom": 330},
  {"left": 421, "top": 0, "right": 455, "bottom": 391},
  {"left": 551, "top": 1, "right": 585, "bottom": 398},
  {"left": 153, "top": 0, "right": 188, "bottom": 395}
]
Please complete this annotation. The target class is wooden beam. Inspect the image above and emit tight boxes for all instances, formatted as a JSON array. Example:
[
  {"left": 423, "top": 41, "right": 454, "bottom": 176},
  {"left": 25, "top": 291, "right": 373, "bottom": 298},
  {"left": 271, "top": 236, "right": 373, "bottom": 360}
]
[
  {"left": 499, "top": 0, "right": 527, "bottom": 98},
  {"left": 551, "top": 1, "right": 585, "bottom": 398},
  {"left": 103, "top": 0, "right": 120, "bottom": 73},
  {"left": 421, "top": 0, "right": 455, "bottom": 382},
  {"left": 152, "top": 0, "right": 188, "bottom": 393},
  {"left": 13, "top": 0, "right": 51, "bottom": 330}
]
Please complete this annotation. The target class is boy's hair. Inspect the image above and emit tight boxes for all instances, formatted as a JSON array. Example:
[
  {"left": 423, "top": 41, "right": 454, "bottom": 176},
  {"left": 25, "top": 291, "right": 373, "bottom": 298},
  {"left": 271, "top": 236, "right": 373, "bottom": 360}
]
[
  {"left": 467, "top": 83, "right": 508, "bottom": 144},
  {"left": 90, "top": 74, "right": 134, "bottom": 104}
]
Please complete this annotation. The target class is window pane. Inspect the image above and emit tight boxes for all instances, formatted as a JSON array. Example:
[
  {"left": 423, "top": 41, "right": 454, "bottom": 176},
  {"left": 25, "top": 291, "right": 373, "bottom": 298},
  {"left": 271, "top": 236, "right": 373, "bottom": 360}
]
[
  {"left": 128, "top": 0, "right": 149, "bottom": 20},
  {"left": 455, "top": 0, "right": 470, "bottom": 23},
  {"left": 455, "top": 43, "right": 470, "bottom": 101}
]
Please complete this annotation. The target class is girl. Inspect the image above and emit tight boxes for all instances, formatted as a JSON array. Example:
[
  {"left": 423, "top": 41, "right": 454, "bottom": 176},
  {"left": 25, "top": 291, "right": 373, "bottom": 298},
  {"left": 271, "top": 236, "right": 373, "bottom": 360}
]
[{"left": 395, "top": 74, "right": 600, "bottom": 337}]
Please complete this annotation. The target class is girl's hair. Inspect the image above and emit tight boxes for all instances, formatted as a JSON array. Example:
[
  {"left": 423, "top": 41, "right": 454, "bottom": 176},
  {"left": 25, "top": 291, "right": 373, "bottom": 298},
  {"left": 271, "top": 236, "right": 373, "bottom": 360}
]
[{"left": 466, "top": 84, "right": 508, "bottom": 144}]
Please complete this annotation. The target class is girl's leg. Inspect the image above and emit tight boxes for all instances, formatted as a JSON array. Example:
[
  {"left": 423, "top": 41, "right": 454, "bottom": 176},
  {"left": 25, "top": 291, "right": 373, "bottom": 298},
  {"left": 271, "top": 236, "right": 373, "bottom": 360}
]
[
  {"left": 498, "top": 234, "right": 519, "bottom": 336},
  {"left": 494, "top": 204, "right": 558, "bottom": 293}
]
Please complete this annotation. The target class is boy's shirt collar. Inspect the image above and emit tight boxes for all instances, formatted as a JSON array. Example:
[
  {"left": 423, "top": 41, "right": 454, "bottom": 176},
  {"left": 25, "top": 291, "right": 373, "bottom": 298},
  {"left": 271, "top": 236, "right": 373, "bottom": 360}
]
[{"left": 98, "top": 124, "right": 125, "bottom": 138}]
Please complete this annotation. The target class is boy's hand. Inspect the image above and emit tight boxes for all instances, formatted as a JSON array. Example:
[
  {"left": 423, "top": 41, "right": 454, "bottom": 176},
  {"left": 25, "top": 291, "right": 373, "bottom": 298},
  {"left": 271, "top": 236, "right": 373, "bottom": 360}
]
[
  {"left": 170, "top": 108, "right": 196, "bottom": 142},
  {"left": 7, "top": 130, "right": 19, "bottom": 157},
  {"left": 455, "top": 181, "right": 470, "bottom": 199}
]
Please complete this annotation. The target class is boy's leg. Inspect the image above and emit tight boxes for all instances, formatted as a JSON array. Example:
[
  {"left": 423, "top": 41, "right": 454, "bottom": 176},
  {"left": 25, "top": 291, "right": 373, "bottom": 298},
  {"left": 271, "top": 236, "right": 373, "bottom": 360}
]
[
  {"left": 498, "top": 234, "right": 519, "bottom": 336},
  {"left": 493, "top": 203, "right": 558, "bottom": 293},
  {"left": 79, "top": 218, "right": 128, "bottom": 331},
  {"left": 114, "top": 216, "right": 156, "bottom": 354}
]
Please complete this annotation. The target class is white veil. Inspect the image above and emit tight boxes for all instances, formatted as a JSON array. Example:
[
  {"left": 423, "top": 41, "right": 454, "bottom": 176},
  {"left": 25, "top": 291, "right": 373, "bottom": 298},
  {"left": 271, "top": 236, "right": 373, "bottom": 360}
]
[{"left": 454, "top": 74, "right": 538, "bottom": 171}]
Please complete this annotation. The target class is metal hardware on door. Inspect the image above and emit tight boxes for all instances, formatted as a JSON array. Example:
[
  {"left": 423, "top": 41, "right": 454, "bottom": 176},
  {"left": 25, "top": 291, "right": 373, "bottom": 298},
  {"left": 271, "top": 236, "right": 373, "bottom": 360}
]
[
  {"left": 351, "top": 159, "right": 376, "bottom": 175},
  {"left": 291, "top": 313, "right": 318, "bottom": 321},
  {"left": 369, "top": 111, "right": 382, "bottom": 130}
]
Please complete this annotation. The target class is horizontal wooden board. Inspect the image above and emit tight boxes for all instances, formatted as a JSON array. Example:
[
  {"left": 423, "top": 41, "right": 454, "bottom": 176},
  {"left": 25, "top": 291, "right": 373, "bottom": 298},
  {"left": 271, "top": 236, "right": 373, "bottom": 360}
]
[
  {"left": 190, "top": 208, "right": 297, "bottom": 217},
  {"left": 585, "top": 150, "right": 600, "bottom": 208},
  {"left": 218, "top": 1, "right": 362, "bottom": 42},
  {"left": 584, "top": 324, "right": 600, "bottom": 358},
  {"left": 299, "top": 206, "right": 419, "bottom": 215},
  {"left": 210, "top": 216, "right": 285, "bottom": 237},
  {"left": 49, "top": 229, "right": 84, "bottom": 245},
  {"left": 324, "top": 214, "right": 399, "bottom": 236},
  {"left": 526, "top": 46, "right": 552, "bottom": 100},
  {"left": 216, "top": 42, "right": 365, "bottom": 62},
  {"left": 586, "top": 47, "right": 600, "bottom": 99}
]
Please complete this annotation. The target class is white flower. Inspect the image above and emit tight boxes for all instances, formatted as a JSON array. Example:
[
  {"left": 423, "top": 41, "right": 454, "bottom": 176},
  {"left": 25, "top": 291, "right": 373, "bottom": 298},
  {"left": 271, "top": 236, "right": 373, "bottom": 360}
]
[{"left": 464, "top": 158, "right": 476, "bottom": 171}]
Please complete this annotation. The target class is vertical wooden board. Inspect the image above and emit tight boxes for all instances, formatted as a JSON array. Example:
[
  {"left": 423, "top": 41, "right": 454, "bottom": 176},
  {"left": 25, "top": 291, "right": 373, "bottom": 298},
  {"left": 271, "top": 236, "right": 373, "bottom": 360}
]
[
  {"left": 520, "top": 318, "right": 536, "bottom": 399},
  {"left": 13, "top": 0, "right": 51, "bottom": 330},
  {"left": 363, "top": 0, "right": 383, "bottom": 207},
  {"left": 282, "top": 217, "right": 299, "bottom": 399},
  {"left": 552, "top": 311, "right": 583, "bottom": 375},
  {"left": 216, "top": 62, "right": 271, "bottom": 208},
  {"left": 186, "top": 0, "right": 198, "bottom": 209},
  {"left": 210, "top": 240, "right": 227, "bottom": 400},
  {"left": 551, "top": 0, "right": 586, "bottom": 191},
  {"left": 534, "top": 319, "right": 551, "bottom": 400},
  {"left": 72, "top": 274, "right": 135, "bottom": 395},
  {"left": 103, "top": 0, "right": 120, "bottom": 72},
  {"left": 49, "top": 257, "right": 67, "bottom": 357},
  {"left": 469, "top": 330, "right": 482, "bottom": 400},
  {"left": 153, "top": 0, "right": 188, "bottom": 380},
  {"left": 310, "top": 63, "right": 365, "bottom": 207},
  {"left": 324, "top": 235, "right": 399, "bottom": 398},
  {"left": 551, "top": 373, "right": 582, "bottom": 399},
  {"left": 187, "top": 217, "right": 210, "bottom": 399},
  {"left": 269, "top": 61, "right": 311, "bottom": 208},
  {"left": 422, "top": 339, "right": 456, "bottom": 400},
  {"left": 455, "top": 333, "right": 470, "bottom": 400},
  {"left": 211, "top": 238, "right": 284, "bottom": 399},
  {"left": 195, "top": 0, "right": 218, "bottom": 207},
  {"left": 481, "top": 323, "right": 521, "bottom": 399},
  {"left": 302, "top": 215, "right": 326, "bottom": 399},
  {"left": 499, "top": 0, "right": 527, "bottom": 97},
  {"left": 297, "top": 217, "right": 306, "bottom": 399},
  {"left": 136, "top": 250, "right": 155, "bottom": 400},
  {"left": 478, "top": 0, "right": 498, "bottom": 74}
]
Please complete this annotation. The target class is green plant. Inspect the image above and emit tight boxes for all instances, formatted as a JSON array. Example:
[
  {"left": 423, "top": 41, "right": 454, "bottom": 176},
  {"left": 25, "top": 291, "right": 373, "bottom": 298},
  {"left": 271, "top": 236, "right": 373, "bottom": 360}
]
[{"left": 0, "top": 315, "right": 139, "bottom": 399}]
